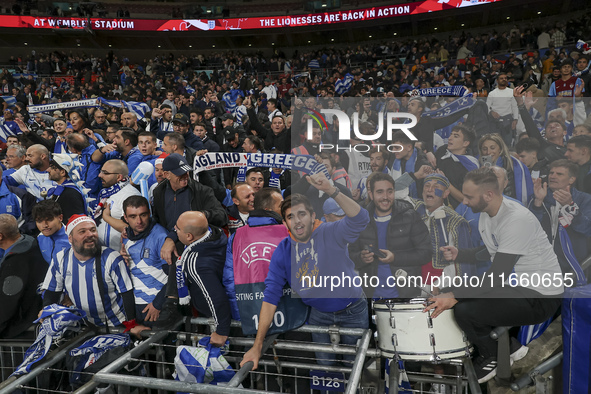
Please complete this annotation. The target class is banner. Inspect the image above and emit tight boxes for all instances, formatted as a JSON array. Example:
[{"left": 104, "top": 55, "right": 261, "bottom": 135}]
[
  {"left": 27, "top": 99, "right": 100, "bottom": 113},
  {"left": 27, "top": 97, "right": 150, "bottom": 119},
  {"left": 0, "top": 0, "right": 501, "bottom": 32},
  {"left": 410, "top": 85, "right": 469, "bottom": 97},
  {"left": 193, "top": 152, "right": 330, "bottom": 178}
]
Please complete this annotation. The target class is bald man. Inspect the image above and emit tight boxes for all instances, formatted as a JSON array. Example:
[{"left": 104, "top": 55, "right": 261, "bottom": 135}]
[
  {"left": 159, "top": 211, "right": 231, "bottom": 345},
  {"left": 4, "top": 144, "right": 56, "bottom": 200}
]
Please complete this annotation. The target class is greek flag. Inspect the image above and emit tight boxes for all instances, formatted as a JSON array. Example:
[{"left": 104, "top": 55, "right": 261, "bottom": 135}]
[
  {"left": 222, "top": 89, "right": 243, "bottom": 116},
  {"left": 308, "top": 59, "right": 320, "bottom": 69},
  {"left": 0, "top": 123, "right": 19, "bottom": 143},
  {"left": 173, "top": 337, "right": 235, "bottom": 387},
  {"left": 335, "top": 73, "right": 354, "bottom": 95},
  {"left": 1, "top": 95, "right": 17, "bottom": 107},
  {"left": 69, "top": 334, "right": 131, "bottom": 385},
  {"left": 98, "top": 98, "right": 150, "bottom": 120},
  {"left": 11, "top": 304, "right": 86, "bottom": 376}
]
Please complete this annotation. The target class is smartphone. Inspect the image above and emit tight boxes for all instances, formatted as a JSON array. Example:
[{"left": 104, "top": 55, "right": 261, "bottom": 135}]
[
  {"left": 480, "top": 155, "right": 494, "bottom": 167},
  {"left": 365, "top": 245, "right": 387, "bottom": 259}
]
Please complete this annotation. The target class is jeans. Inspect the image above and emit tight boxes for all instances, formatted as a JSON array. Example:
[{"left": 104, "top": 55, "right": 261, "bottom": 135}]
[{"left": 307, "top": 298, "right": 369, "bottom": 366}]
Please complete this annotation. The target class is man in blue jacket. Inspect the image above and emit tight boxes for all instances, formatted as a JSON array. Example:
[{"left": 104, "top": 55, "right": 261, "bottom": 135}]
[
  {"left": 0, "top": 166, "right": 21, "bottom": 220},
  {"left": 241, "top": 171, "right": 370, "bottom": 369}
]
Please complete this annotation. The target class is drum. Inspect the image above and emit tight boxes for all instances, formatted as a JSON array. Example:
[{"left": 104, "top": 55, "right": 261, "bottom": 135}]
[{"left": 373, "top": 298, "right": 471, "bottom": 361}]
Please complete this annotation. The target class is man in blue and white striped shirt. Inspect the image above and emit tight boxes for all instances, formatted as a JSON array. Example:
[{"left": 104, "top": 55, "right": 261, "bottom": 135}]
[
  {"left": 120, "top": 196, "right": 168, "bottom": 326},
  {"left": 41, "top": 214, "right": 149, "bottom": 335}
]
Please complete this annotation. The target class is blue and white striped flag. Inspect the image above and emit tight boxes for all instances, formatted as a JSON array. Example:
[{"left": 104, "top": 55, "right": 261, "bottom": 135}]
[
  {"left": 335, "top": 73, "right": 354, "bottom": 95},
  {"left": 174, "top": 337, "right": 235, "bottom": 386},
  {"left": 222, "top": 89, "right": 243, "bottom": 116},
  {"left": 124, "top": 101, "right": 150, "bottom": 120},
  {"left": 1, "top": 96, "right": 17, "bottom": 107},
  {"left": 0, "top": 123, "right": 19, "bottom": 143},
  {"left": 308, "top": 59, "right": 320, "bottom": 69}
]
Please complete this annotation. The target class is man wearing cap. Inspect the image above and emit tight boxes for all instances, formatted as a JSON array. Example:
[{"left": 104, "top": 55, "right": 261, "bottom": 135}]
[
  {"left": 323, "top": 198, "right": 346, "bottom": 222},
  {"left": 152, "top": 153, "right": 228, "bottom": 326},
  {"left": 46, "top": 153, "right": 87, "bottom": 222},
  {"left": 0, "top": 214, "right": 47, "bottom": 338},
  {"left": 349, "top": 172, "right": 431, "bottom": 299},
  {"left": 218, "top": 113, "right": 246, "bottom": 148},
  {"left": 412, "top": 173, "right": 474, "bottom": 282},
  {"left": 95, "top": 159, "right": 141, "bottom": 250},
  {"left": 4, "top": 144, "right": 56, "bottom": 201},
  {"left": 172, "top": 112, "right": 204, "bottom": 151},
  {"left": 41, "top": 214, "right": 148, "bottom": 335}
]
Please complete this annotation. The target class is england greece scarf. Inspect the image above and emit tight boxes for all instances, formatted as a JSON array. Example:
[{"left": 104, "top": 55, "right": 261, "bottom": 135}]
[
  {"left": 440, "top": 150, "right": 479, "bottom": 172},
  {"left": 392, "top": 148, "right": 418, "bottom": 198},
  {"left": 12, "top": 304, "right": 86, "bottom": 376}
]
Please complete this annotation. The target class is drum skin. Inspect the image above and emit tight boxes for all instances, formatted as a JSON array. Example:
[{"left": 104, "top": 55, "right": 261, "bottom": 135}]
[{"left": 374, "top": 298, "right": 471, "bottom": 361}]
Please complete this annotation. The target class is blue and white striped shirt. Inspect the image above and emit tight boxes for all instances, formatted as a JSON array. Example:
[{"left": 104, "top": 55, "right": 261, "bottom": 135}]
[
  {"left": 123, "top": 223, "right": 168, "bottom": 305},
  {"left": 42, "top": 247, "right": 133, "bottom": 327}
]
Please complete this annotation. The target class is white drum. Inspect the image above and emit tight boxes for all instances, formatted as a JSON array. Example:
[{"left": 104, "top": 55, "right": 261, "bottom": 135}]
[{"left": 373, "top": 298, "right": 471, "bottom": 361}]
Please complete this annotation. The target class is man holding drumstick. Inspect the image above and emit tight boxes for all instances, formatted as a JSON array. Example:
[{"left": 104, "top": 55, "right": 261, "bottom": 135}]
[{"left": 425, "top": 167, "right": 563, "bottom": 383}]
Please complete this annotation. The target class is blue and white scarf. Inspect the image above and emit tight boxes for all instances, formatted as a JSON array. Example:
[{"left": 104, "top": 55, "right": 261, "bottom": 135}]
[
  {"left": 69, "top": 334, "right": 131, "bottom": 384},
  {"left": 440, "top": 150, "right": 479, "bottom": 172},
  {"left": 93, "top": 180, "right": 128, "bottom": 218},
  {"left": 11, "top": 305, "right": 86, "bottom": 376},
  {"left": 410, "top": 85, "right": 469, "bottom": 97},
  {"left": 499, "top": 156, "right": 533, "bottom": 205},
  {"left": 392, "top": 148, "right": 418, "bottom": 198},
  {"left": 422, "top": 94, "right": 476, "bottom": 119},
  {"left": 269, "top": 170, "right": 283, "bottom": 189}
]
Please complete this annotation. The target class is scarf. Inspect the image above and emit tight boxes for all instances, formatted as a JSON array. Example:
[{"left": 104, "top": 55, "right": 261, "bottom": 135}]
[
  {"left": 392, "top": 148, "right": 418, "bottom": 198},
  {"left": 12, "top": 305, "right": 86, "bottom": 376},
  {"left": 496, "top": 156, "right": 532, "bottom": 205},
  {"left": 93, "top": 180, "right": 128, "bottom": 219},
  {"left": 126, "top": 218, "right": 157, "bottom": 241},
  {"left": 177, "top": 228, "right": 213, "bottom": 305},
  {"left": 440, "top": 150, "right": 479, "bottom": 172},
  {"left": 269, "top": 170, "right": 283, "bottom": 189}
]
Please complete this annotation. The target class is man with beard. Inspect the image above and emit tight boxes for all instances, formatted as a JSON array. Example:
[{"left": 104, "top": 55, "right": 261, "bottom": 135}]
[
  {"left": 91, "top": 127, "right": 143, "bottom": 175},
  {"left": 350, "top": 172, "right": 431, "bottom": 299},
  {"left": 120, "top": 196, "right": 169, "bottom": 326},
  {"left": 94, "top": 159, "right": 141, "bottom": 250},
  {"left": 353, "top": 147, "right": 389, "bottom": 202},
  {"left": 41, "top": 214, "right": 148, "bottom": 335},
  {"left": 241, "top": 172, "right": 370, "bottom": 369},
  {"left": 4, "top": 144, "right": 56, "bottom": 200},
  {"left": 487, "top": 73, "right": 518, "bottom": 147},
  {"left": 428, "top": 167, "right": 563, "bottom": 383}
]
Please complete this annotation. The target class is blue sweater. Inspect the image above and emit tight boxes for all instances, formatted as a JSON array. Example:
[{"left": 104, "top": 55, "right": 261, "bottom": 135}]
[
  {"left": 263, "top": 208, "right": 369, "bottom": 312},
  {"left": 38, "top": 226, "right": 69, "bottom": 264}
]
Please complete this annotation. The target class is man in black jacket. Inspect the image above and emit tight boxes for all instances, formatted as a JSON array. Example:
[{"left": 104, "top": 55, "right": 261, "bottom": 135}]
[
  {"left": 349, "top": 172, "right": 431, "bottom": 298},
  {"left": 245, "top": 97, "right": 291, "bottom": 153},
  {"left": 152, "top": 153, "right": 228, "bottom": 327},
  {"left": 0, "top": 214, "right": 47, "bottom": 338},
  {"left": 175, "top": 211, "right": 231, "bottom": 346}
]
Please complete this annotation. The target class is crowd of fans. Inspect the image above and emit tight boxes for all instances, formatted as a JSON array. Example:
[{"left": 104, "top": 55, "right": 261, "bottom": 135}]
[{"left": 0, "top": 10, "right": 590, "bottom": 392}]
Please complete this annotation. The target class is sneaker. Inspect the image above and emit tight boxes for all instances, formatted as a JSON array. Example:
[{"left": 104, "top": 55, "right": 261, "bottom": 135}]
[
  {"left": 473, "top": 355, "right": 499, "bottom": 384},
  {"left": 509, "top": 337, "right": 529, "bottom": 363},
  {"left": 152, "top": 298, "right": 183, "bottom": 330}
]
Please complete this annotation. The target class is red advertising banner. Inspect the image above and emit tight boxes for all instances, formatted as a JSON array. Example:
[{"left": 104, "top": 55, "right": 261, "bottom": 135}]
[{"left": 0, "top": 0, "right": 500, "bottom": 32}]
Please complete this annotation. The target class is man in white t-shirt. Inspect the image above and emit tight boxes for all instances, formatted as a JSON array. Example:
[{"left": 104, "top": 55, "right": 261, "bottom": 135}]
[
  {"left": 487, "top": 73, "right": 518, "bottom": 146},
  {"left": 4, "top": 144, "right": 56, "bottom": 200},
  {"left": 95, "top": 159, "right": 141, "bottom": 249},
  {"left": 427, "top": 167, "right": 563, "bottom": 384}
]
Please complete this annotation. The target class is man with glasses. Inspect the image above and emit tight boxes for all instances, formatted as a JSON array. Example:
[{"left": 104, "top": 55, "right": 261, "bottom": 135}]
[
  {"left": 105, "top": 124, "right": 120, "bottom": 143},
  {"left": 91, "top": 109, "right": 109, "bottom": 131},
  {"left": 94, "top": 159, "right": 141, "bottom": 249}
]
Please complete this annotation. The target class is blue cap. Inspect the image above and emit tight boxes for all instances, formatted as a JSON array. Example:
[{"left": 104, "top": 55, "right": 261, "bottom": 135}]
[{"left": 323, "top": 198, "right": 345, "bottom": 216}]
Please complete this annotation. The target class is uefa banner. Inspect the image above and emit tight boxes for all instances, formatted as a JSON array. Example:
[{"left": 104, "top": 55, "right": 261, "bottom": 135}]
[{"left": 0, "top": 0, "right": 501, "bottom": 32}]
